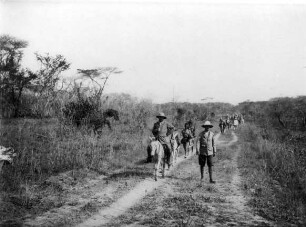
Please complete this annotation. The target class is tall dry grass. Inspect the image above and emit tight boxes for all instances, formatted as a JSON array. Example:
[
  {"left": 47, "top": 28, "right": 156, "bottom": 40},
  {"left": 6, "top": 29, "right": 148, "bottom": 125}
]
[
  {"left": 0, "top": 94, "right": 160, "bottom": 190},
  {"left": 237, "top": 123, "right": 306, "bottom": 225},
  {"left": 0, "top": 95, "right": 161, "bottom": 222},
  {"left": 0, "top": 120, "right": 140, "bottom": 187}
]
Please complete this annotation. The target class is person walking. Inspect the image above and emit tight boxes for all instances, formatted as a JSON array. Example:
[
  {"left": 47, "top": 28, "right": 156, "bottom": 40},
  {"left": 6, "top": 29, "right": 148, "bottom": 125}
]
[
  {"left": 152, "top": 112, "right": 174, "bottom": 169},
  {"left": 195, "top": 121, "right": 216, "bottom": 183},
  {"left": 219, "top": 118, "right": 226, "bottom": 134},
  {"left": 181, "top": 121, "right": 194, "bottom": 158}
]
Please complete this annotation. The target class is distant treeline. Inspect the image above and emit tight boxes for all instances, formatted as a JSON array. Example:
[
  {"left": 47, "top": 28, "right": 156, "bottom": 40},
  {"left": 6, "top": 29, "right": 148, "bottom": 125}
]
[
  {"left": 0, "top": 34, "right": 238, "bottom": 128},
  {"left": 237, "top": 96, "right": 306, "bottom": 131},
  {"left": 2, "top": 34, "right": 305, "bottom": 133}
]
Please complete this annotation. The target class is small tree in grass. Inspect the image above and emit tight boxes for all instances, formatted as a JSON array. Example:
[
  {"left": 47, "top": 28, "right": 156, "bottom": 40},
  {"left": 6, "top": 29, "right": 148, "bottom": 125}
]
[
  {"left": 0, "top": 35, "right": 35, "bottom": 117},
  {"left": 27, "top": 53, "right": 70, "bottom": 117},
  {"left": 63, "top": 67, "right": 122, "bottom": 127},
  {"left": 76, "top": 67, "right": 122, "bottom": 107}
]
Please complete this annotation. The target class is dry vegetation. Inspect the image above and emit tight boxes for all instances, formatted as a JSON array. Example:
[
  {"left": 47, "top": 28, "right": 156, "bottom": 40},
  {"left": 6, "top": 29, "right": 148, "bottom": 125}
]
[
  {"left": 237, "top": 123, "right": 306, "bottom": 226},
  {"left": 1, "top": 34, "right": 306, "bottom": 225},
  {"left": 0, "top": 93, "right": 220, "bottom": 223}
]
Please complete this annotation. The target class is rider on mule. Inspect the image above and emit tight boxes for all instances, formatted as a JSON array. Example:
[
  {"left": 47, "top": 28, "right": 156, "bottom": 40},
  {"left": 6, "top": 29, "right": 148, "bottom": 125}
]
[{"left": 152, "top": 112, "right": 175, "bottom": 169}]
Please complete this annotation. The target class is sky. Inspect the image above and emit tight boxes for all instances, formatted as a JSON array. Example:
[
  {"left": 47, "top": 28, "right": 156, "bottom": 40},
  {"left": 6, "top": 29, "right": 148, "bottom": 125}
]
[{"left": 1, "top": 0, "right": 306, "bottom": 104}]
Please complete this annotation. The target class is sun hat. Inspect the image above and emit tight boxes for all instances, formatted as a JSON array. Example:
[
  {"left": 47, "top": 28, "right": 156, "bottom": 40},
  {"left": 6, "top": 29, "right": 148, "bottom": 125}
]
[
  {"left": 156, "top": 112, "right": 167, "bottom": 119},
  {"left": 202, "top": 121, "right": 213, "bottom": 128}
]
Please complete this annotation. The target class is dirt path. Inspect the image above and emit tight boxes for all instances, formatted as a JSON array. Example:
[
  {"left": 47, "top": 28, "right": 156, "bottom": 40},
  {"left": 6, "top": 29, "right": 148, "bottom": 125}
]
[
  {"left": 25, "top": 131, "right": 273, "bottom": 227},
  {"left": 99, "top": 131, "right": 274, "bottom": 227},
  {"left": 77, "top": 135, "right": 220, "bottom": 227},
  {"left": 203, "top": 132, "right": 272, "bottom": 227}
]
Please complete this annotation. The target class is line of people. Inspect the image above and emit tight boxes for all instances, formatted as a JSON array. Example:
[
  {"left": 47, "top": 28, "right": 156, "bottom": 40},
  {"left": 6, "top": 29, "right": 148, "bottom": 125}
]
[
  {"left": 219, "top": 113, "right": 244, "bottom": 133},
  {"left": 148, "top": 112, "right": 216, "bottom": 183}
]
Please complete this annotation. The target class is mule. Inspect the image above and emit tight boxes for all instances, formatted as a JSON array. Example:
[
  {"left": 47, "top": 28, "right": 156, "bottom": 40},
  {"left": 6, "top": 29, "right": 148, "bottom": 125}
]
[{"left": 148, "top": 137, "right": 165, "bottom": 181}]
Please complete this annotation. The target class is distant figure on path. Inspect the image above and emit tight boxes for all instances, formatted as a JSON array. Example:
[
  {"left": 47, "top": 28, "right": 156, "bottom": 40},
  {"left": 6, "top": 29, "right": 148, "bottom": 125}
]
[
  {"left": 152, "top": 112, "right": 174, "bottom": 169},
  {"left": 233, "top": 115, "right": 239, "bottom": 130},
  {"left": 219, "top": 118, "right": 226, "bottom": 134},
  {"left": 238, "top": 114, "right": 244, "bottom": 125},
  {"left": 195, "top": 121, "right": 216, "bottom": 183},
  {"left": 181, "top": 121, "right": 194, "bottom": 158}
]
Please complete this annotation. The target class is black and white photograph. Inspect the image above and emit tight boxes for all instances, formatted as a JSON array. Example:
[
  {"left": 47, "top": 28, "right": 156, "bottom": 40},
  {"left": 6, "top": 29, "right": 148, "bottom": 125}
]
[{"left": 1, "top": 0, "right": 306, "bottom": 226}]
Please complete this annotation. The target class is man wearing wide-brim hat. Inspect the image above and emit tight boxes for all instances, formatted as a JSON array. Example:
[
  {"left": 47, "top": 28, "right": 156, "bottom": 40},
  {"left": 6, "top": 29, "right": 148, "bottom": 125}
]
[
  {"left": 152, "top": 112, "right": 175, "bottom": 169},
  {"left": 195, "top": 121, "right": 216, "bottom": 183}
]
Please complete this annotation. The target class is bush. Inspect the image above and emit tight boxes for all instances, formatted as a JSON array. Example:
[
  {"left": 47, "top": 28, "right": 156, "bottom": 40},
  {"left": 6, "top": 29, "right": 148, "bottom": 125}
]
[{"left": 63, "top": 97, "right": 96, "bottom": 126}]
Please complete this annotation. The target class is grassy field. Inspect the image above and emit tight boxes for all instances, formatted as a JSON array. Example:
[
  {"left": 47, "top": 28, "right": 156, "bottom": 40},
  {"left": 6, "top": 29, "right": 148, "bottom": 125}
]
[
  {"left": 0, "top": 114, "right": 219, "bottom": 223},
  {"left": 2, "top": 116, "right": 305, "bottom": 226},
  {"left": 236, "top": 123, "right": 306, "bottom": 226},
  {"left": 0, "top": 117, "right": 153, "bottom": 222}
]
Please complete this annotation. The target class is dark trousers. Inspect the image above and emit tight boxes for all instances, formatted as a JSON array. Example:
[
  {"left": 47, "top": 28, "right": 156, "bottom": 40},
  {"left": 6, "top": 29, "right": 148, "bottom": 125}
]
[
  {"left": 162, "top": 144, "right": 172, "bottom": 167},
  {"left": 146, "top": 145, "right": 152, "bottom": 163}
]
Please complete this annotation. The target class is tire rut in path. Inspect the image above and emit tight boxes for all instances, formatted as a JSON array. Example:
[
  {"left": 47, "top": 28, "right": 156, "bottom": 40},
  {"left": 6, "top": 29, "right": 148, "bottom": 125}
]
[
  {"left": 206, "top": 131, "right": 273, "bottom": 227},
  {"left": 77, "top": 132, "right": 273, "bottom": 227},
  {"left": 75, "top": 135, "right": 223, "bottom": 227}
]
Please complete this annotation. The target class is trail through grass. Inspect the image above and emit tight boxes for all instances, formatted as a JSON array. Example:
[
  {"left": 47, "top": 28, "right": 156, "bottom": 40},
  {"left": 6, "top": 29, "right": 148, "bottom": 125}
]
[{"left": 86, "top": 131, "right": 273, "bottom": 227}]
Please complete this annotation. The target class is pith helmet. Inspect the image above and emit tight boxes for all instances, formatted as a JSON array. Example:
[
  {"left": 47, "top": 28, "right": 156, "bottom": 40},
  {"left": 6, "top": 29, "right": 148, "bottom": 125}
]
[
  {"left": 202, "top": 121, "right": 213, "bottom": 128},
  {"left": 156, "top": 112, "right": 167, "bottom": 119}
]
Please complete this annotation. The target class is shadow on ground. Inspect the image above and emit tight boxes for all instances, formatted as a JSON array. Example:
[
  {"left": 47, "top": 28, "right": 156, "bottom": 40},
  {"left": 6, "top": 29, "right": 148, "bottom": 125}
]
[
  {"left": 134, "top": 159, "right": 150, "bottom": 166},
  {"left": 106, "top": 168, "right": 152, "bottom": 180}
]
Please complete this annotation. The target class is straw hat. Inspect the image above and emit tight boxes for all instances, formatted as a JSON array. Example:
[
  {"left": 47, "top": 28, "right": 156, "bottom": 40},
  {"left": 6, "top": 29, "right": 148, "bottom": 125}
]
[
  {"left": 202, "top": 121, "right": 213, "bottom": 128},
  {"left": 156, "top": 112, "right": 167, "bottom": 119}
]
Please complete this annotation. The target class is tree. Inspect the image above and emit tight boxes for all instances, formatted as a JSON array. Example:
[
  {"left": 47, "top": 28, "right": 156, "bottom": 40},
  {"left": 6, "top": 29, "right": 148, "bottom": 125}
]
[
  {"left": 25, "top": 53, "right": 70, "bottom": 117},
  {"left": 0, "top": 35, "right": 35, "bottom": 117},
  {"left": 76, "top": 67, "right": 122, "bottom": 107},
  {"left": 28, "top": 53, "right": 70, "bottom": 96},
  {"left": 62, "top": 67, "right": 122, "bottom": 127}
]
